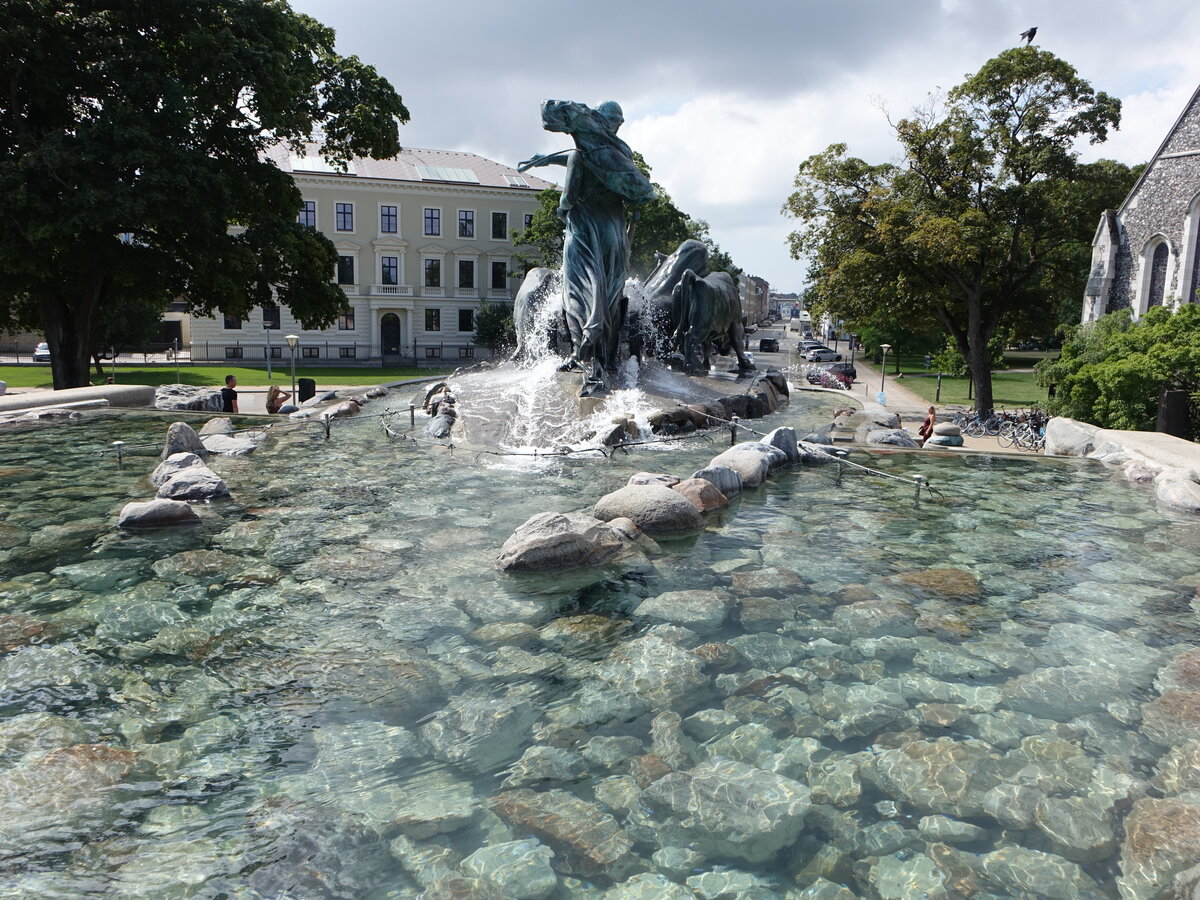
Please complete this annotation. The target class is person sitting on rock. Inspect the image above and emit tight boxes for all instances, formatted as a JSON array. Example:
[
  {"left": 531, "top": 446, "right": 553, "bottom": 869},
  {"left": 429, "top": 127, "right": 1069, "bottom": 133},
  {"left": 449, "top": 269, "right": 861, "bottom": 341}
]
[{"left": 265, "top": 384, "right": 290, "bottom": 415}]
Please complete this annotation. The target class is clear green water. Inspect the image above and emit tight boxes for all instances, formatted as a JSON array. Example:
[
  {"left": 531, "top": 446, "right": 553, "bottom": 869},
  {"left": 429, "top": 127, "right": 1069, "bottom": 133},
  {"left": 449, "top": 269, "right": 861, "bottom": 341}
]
[{"left": 0, "top": 403, "right": 1198, "bottom": 898}]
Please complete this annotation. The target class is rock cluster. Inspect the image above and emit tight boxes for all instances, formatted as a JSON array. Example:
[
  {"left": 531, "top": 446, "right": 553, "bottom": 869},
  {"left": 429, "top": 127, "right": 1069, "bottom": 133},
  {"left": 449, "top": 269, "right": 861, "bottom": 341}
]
[{"left": 501, "top": 426, "right": 837, "bottom": 570}]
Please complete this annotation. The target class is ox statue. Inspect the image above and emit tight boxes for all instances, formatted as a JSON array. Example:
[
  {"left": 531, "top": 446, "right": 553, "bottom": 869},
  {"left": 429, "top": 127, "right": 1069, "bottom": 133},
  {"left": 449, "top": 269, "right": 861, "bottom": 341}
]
[
  {"left": 630, "top": 239, "right": 710, "bottom": 361},
  {"left": 672, "top": 269, "right": 755, "bottom": 375}
]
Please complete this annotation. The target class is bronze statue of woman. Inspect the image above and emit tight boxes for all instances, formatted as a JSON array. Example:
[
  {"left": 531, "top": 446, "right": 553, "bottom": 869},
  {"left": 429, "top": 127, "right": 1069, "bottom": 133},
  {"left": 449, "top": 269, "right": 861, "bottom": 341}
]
[{"left": 518, "top": 100, "right": 654, "bottom": 395}]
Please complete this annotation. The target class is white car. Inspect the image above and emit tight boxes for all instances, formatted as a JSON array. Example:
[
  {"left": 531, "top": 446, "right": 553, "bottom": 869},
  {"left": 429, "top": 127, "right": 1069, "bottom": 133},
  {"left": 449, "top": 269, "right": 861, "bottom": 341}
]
[
  {"left": 32, "top": 342, "right": 51, "bottom": 362},
  {"left": 806, "top": 347, "right": 843, "bottom": 362}
]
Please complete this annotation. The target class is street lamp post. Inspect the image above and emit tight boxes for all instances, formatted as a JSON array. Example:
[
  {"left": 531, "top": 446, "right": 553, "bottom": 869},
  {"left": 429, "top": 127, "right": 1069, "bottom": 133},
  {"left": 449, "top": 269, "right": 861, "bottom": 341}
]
[
  {"left": 285, "top": 334, "right": 299, "bottom": 402},
  {"left": 878, "top": 343, "right": 891, "bottom": 405},
  {"left": 266, "top": 325, "right": 273, "bottom": 380}
]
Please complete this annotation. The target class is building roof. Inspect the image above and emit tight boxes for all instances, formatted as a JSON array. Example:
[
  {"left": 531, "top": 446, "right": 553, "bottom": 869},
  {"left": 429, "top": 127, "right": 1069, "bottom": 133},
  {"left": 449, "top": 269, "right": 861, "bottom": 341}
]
[
  {"left": 265, "top": 143, "right": 555, "bottom": 192},
  {"left": 1117, "top": 82, "right": 1200, "bottom": 216}
]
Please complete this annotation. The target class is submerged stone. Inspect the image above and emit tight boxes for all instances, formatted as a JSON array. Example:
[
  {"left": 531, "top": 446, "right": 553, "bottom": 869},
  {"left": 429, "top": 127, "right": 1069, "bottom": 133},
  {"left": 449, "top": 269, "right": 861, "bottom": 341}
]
[
  {"left": 461, "top": 838, "right": 558, "bottom": 899},
  {"left": 641, "top": 757, "right": 812, "bottom": 863},
  {"left": 491, "top": 788, "right": 634, "bottom": 879}
]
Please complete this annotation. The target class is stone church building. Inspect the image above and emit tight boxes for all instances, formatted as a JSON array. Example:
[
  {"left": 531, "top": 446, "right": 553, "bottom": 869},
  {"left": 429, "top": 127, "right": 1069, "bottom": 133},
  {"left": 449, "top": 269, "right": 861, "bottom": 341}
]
[{"left": 1083, "top": 84, "right": 1200, "bottom": 322}]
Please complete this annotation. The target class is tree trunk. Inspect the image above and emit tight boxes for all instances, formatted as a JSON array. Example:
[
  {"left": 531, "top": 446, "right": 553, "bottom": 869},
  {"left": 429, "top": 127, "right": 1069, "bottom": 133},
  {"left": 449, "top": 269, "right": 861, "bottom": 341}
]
[
  {"left": 965, "top": 292, "right": 994, "bottom": 415},
  {"left": 40, "top": 288, "right": 100, "bottom": 389}
]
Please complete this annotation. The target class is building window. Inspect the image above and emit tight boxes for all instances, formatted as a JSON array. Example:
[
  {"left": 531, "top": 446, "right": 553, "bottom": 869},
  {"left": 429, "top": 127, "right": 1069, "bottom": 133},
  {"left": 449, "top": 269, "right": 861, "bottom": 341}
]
[
  {"left": 336, "top": 202, "right": 354, "bottom": 231},
  {"left": 223, "top": 314, "right": 242, "bottom": 330},
  {"left": 425, "top": 309, "right": 441, "bottom": 331},
  {"left": 458, "top": 210, "right": 475, "bottom": 238},
  {"left": 459, "top": 347, "right": 475, "bottom": 359},
  {"left": 458, "top": 259, "right": 475, "bottom": 289},
  {"left": 1148, "top": 242, "right": 1170, "bottom": 308},
  {"left": 225, "top": 346, "right": 243, "bottom": 358},
  {"left": 424, "top": 208, "right": 441, "bottom": 236},
  {"left": 264, "top": 346, "right": 282, "bottom": 359},
  {"left": 262, "top": 305, "right": 280, "bottom": 330},
  {"left": 380, "top": 205, "right": 397, "bottom": 234},
  {"left": 491, "top": 211, "right": 508, "bottom": 240},
  {"left": 425, "top": 347, "right": 442, "bottom": 358},
  {"left": 491, "top": 261, "right": 508, "bottom": 291},
  {"left": 381, "top": 256, "right": 398, "bottom": 285},
  {"left": 339, "top": 346, "right": 356, "bottom": 358},
  {"left": 524, "top": 213, "right": 534, "bottom": 230},
  {"left": 338, "top": 309, "right": 355, "bottom": 330},
  {"left": 302, "top": 347, "right": 320, "bottom": 358},
  {"left": 424, "top": 258, "right": 441, "bottom": 288},
  {"left": 337, "top": 255, "right": 355, "bottom": 285},
  {"left": 299, "top": 200, "right": 316, "bottom": 229},
  {"left": 459, "top": 309, "right": 474, "bottom": 332}
]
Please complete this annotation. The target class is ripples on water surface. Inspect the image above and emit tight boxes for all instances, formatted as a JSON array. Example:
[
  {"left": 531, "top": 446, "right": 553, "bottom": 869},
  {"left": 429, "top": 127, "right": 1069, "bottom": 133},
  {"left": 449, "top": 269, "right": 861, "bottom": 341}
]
[{"left": 1, "top": 400, "right": 1199, "bottom": 898}]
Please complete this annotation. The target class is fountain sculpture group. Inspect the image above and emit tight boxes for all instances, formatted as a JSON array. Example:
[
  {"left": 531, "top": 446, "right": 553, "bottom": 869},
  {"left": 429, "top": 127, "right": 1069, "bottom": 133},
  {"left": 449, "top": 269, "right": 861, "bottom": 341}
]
[{"left": 517, "top": 100, "right": 755, "bottom": 396}]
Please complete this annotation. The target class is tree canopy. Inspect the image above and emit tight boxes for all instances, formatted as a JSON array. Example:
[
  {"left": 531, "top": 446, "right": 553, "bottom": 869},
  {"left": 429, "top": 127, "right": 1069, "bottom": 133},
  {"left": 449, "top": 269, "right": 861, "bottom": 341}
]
[
  {"left": 784, "top": 47, "right": 1131, "bottom": 413},
  {"left": 0, "top": 0, "right": 408, "bottom": 387},
  {"left": 512, "top": 153, "right": 741, "bottom": 283},
  {"left": 1037, "top": 305, "right": 1200, "bottom": 437}
]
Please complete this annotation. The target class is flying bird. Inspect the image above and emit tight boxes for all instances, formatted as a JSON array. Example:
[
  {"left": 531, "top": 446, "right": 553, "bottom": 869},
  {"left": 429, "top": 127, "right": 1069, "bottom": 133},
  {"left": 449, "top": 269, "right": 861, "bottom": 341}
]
[{"left": 1019, "top": 26, "right": 1037, "bottom": 44}]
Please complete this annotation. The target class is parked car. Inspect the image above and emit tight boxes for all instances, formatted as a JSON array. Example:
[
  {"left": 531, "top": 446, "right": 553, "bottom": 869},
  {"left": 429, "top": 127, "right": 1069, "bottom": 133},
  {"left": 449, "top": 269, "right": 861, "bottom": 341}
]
[
  {"left": 32, "top": 342, "right": 51, "bottom": 362},
  {"left": 797, "top": 340, "right": 825, "bottom": 354},
  {"left": 806, "top": 347, "right": 843, "bottom": 362},
  {"left": 758, "top": 338, "right": 779, "bottom": 352},
  {"left": 806, "top": 361, "right": 857, "bottom": 386}
]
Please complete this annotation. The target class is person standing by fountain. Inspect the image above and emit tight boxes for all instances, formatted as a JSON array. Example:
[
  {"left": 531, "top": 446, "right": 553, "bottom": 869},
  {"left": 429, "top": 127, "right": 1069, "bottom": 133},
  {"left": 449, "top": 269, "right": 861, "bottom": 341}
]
[{"left": 518, "top": 100, "right": 655, "bottom": 396}]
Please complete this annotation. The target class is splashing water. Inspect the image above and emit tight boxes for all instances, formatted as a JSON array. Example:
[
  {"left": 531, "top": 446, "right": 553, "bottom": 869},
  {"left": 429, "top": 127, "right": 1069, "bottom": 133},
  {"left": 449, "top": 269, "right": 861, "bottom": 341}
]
[{"left": 447, "top": 269, "right": 662, "bottom": 454}]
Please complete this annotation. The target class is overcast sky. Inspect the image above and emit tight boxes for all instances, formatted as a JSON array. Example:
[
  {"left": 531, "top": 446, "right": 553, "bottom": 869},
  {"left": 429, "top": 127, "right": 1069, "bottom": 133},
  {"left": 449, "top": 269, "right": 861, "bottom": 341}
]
[{"left": 293, "top": 0, "right": 1200, "bottom": 292}]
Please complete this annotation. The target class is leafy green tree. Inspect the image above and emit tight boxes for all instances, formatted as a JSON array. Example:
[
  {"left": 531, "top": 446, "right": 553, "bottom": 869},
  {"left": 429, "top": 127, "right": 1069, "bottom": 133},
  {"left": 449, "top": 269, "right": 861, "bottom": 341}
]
[
  {"left": 90, "top": 295, "right": 170, "bottom": 378},
  {"left": 473, "top": 300, "right": 516, "bottom": 354},
  {"left": 785, "top": 47, "right": 1122, "bottom": 413},
  {"left": 0, "top": 0, "right": 408, "bottom": 388},
  {"left": 1037, "top": 305, "right": 1200, "bottom": 436}
]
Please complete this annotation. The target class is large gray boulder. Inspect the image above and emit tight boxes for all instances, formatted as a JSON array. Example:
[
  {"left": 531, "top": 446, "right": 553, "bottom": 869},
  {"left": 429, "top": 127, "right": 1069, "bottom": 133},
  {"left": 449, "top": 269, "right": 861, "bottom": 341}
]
[
  {"left": 117, "top": 498, "right": 202, "bottom": 528},
  {"left": 154, "top": 384, "right": 222, "bottom": 412},
  {"left": 865, "top": 428, "right": 920, "bottom": 448},
  {"left": 761, "top": 427, "right": 800, "bottom": 465},
  {"left": 300, "top": 390, "right": 338, "bottom": 409},
  {"left": 691, "top": 464, "right": 743, "bottom": 498},
  {"left": 156, "top": 466, "right": 230, "bottom": 501},
  {"left": 200, "top": 433, "right": 261, "bottom": 456},
  {"left": 593, "top": 484, "right": 704, "bottom": 537},
  {"left": 497, "top": 512, "right": 629, "bottom": 572},
  {"left": 198, "top": 417, "right": 234, "bottom": 436},
  {"left": 1043, "top": 418, "right": 1099, "bottom": 457},
  {"left": 1156, "top": 469, "right": 1200, "bottom": 513},
  {"left": 149, "top": 452, "right": 205, "bottom": 488},
  {"left": 161, "top": 422, "right": 207, "bottom": 460},
  {"left": 708, "top": 443, "right": 777, "bottom": 487}
]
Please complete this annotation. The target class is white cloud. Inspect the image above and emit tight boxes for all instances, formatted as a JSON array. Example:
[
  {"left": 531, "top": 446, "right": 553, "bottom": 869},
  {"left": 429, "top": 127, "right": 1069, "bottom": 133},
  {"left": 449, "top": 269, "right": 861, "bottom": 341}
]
[{"left": 293, "top": 0, "right": 1200, "bottom": 290}]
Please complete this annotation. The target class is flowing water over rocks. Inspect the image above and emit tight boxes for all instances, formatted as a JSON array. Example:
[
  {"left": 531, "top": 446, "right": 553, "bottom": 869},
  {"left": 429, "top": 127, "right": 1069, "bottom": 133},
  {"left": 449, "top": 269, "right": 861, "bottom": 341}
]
[{"left": 1, "top": 404, "right": 1200, "bottom": 897}]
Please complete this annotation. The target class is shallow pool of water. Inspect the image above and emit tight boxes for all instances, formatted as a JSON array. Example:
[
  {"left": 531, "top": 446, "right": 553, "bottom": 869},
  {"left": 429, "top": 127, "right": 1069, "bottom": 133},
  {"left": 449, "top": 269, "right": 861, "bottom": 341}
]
[{"left": 1, "top": 399, "right": 1198, "bottom": 899}]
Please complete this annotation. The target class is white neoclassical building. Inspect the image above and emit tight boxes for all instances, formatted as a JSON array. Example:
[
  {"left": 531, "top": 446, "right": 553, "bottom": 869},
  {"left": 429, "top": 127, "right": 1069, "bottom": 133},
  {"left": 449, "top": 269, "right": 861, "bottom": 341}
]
[
  {"left": 1083, "top": 84, "right": 1200, "bottom": 322},
  {"left": 188, "top": 145, "right": 552, "bottom": 364}
]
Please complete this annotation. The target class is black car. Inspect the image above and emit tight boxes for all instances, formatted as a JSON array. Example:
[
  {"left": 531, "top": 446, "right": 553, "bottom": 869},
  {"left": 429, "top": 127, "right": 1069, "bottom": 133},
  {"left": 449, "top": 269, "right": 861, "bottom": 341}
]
[
  {"left": 758, "top": 338, "right": 779, "bottom": 352},
  {"left": 805, "top": 361, "right": 857, "bottom": 387}
]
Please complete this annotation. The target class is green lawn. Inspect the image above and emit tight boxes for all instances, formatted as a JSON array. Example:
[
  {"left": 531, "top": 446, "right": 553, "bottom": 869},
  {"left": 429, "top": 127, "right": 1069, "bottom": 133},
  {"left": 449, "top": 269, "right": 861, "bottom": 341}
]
[
  {"left": 898, "top": 370, "right": 1048, "bottom": 409},
  {"left": 0, "top": 364, "right": 453, "bottom": 389}
]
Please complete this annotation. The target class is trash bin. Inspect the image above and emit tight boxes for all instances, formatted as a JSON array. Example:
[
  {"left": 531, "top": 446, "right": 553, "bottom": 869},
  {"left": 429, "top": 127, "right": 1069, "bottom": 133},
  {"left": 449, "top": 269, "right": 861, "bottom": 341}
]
[{"left": 298, "top": 378, "right": 316, "bottom": 403}]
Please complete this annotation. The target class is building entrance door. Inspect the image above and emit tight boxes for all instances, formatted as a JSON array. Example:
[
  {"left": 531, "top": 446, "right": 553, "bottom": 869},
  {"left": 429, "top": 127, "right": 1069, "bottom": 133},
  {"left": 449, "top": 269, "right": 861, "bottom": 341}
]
[{"left": 381, "top": 313, "right": 401, "bottom": 362}]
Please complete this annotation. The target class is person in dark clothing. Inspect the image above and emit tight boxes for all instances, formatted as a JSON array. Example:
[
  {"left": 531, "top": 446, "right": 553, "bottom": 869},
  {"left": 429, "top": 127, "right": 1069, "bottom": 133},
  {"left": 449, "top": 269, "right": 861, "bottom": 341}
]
[
  {"left": 221, "top": 374, "right": 239, "bottom": 414},
  {"left": 918, "top": 405, "right": 936, "bottom": 445}
]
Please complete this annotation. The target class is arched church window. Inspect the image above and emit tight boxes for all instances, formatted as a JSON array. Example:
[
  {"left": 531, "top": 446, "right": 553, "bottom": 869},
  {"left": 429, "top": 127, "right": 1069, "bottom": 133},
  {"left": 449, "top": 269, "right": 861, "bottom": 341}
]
[{"left": 1148, "top": 242, "right": 1169, "bottom": 308}]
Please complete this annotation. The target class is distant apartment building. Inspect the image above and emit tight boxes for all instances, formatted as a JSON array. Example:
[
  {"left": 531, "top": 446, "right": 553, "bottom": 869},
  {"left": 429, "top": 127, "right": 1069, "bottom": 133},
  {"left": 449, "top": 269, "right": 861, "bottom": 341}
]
[
  {"left": 187, "top": 146, "right": 552, "bottom": 364},
  {"left": 738, "top": 275, "right": 770, "bottom": 322}
]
